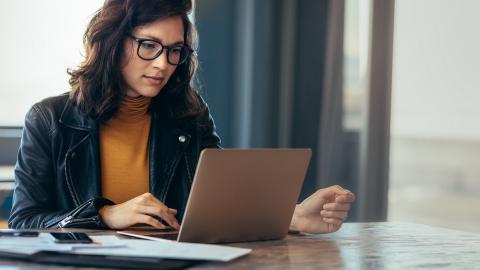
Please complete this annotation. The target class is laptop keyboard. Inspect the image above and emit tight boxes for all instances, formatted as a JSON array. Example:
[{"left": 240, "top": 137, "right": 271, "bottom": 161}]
[{"left": 146, "top": 233, "right": 179, "bottom": 240}]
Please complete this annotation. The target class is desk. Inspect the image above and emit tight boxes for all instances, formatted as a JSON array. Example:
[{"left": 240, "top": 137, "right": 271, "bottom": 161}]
[{"left": 1, "top": 222, "right": 479, "bottom": 269}]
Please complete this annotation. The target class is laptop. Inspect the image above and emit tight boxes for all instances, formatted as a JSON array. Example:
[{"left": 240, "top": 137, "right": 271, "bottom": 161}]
[{"left": 121, "top": 148, "right": 311, "bottom": 244}]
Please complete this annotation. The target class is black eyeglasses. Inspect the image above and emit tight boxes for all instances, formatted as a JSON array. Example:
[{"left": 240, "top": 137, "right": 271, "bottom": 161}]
[{"left": 128, "top": 35, "right": 193, "bottom": 65}]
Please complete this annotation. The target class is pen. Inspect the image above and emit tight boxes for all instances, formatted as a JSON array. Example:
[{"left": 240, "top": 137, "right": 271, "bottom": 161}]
[{"left": 0, "top": 231, "right": 39, "bottom": 237}]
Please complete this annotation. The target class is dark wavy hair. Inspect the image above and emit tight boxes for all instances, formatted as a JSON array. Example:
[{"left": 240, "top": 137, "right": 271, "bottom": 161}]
[{"left": 68, "top": 0, "right": 205, "bottom": 124}]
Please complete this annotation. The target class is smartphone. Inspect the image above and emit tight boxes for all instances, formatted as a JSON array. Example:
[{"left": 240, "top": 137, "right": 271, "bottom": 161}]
[{"left": 50, "top": 232, "right": 93, "bottom": 244}]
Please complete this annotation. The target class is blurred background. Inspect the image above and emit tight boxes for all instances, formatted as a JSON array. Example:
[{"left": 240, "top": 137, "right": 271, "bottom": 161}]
[{"left": 0, "top": 0, "right": 479, "bottom": 232}]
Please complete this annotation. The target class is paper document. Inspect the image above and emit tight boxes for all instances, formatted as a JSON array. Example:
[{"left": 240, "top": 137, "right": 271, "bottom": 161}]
[
  {"left": 0, "top": 234, "right": 126, "bottom": 255},
  {"left": 75, "top": 238, "right": 251, "bottom": 262},
  {"left": 0, "top": 233, "right": 251, "bottom": 261}
]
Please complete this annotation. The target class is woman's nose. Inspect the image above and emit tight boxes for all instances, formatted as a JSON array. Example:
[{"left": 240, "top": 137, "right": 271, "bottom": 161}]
[{"left": 152, "top": 50, "right": 169, "bottom": 70}]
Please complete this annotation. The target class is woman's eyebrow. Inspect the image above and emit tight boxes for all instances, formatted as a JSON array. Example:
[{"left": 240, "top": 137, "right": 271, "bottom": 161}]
[{"left": 136, "top": 34, "right": 184, "bottom": 46}]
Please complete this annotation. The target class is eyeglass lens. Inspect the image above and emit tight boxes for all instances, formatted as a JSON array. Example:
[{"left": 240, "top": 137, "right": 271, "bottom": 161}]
[{"left": 137, "top": 39, "right": 189, "bottom": 65}]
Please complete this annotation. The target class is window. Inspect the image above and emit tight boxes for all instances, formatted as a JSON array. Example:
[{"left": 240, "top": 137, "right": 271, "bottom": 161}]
[
  {"left": 343, "top": 0, "right": 371, "bottom": 132},
  {"left": 389, "top": 0, "right": 480, "bottom": 232}
]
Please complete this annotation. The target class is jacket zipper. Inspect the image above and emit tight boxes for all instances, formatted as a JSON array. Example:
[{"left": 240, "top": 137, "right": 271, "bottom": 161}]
[
  {"left": 64, "top": 150, "right": 81, "bottom": 207},
  {"left": 57, "top": 216, "right": 73, "bottom": 228},
  {"left": 56, "top": 199, "right": 95, "bottom": 228},
  {"left": 64, "top": 133, "right": 92, "bottom": 207},
  {"left": 59, "top": 217, "right": 97, "bottom": 228}
]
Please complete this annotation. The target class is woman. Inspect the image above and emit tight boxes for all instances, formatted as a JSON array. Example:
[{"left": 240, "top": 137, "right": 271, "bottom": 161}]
[{"left": 8, "top": 0, "right": 355, "bottom": 233}]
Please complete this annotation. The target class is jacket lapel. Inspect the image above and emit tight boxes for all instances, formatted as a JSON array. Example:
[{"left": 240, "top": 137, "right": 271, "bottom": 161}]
[
  {"left": 59, "top": 100, "right": 101, "bottom": 206},
  {"left": 149, "top": 111, "right": 191, "bottom": 202}
]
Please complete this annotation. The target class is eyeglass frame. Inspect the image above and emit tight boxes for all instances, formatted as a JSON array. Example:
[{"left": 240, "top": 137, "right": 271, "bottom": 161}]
[{"left": 127, "top": 34, "right": 194, "bottom": 65}]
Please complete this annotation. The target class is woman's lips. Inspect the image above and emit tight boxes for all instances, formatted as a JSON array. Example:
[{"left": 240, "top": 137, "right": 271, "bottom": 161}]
[{"left": 144, "top": 75, "right": 164, "bottom": 86}]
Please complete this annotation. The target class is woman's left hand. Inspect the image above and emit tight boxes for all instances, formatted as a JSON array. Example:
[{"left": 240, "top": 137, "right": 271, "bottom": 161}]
[{"left": 290, "top": 185, "right": 355, "bottom": 234}]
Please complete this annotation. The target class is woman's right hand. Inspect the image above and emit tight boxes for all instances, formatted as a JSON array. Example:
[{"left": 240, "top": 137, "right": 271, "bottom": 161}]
[{"left": 98, "top": 193, "right": 180, "bottom": 230}]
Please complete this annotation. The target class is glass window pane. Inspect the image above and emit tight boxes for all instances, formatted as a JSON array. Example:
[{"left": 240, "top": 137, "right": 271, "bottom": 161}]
[{"left": 389, "top": 0, "right": 480, "bottom": 233}]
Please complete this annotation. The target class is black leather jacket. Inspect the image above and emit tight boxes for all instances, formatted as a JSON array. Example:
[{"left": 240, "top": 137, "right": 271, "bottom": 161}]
[{"left": 8, "top": 93, "right": 220, "bottom": 229}]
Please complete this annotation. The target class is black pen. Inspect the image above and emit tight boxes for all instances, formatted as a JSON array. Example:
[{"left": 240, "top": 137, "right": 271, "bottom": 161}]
[{"left": 0, "top": 230, "right": 39, "bottom": 237}]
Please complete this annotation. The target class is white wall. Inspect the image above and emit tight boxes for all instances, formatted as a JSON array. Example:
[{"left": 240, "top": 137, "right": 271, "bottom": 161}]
[
  {"left": 0, "top": 0, "right": 104, "bottom": 126},
  {"left": 392, "top": 0, "right": 480, "bottom": 141}
]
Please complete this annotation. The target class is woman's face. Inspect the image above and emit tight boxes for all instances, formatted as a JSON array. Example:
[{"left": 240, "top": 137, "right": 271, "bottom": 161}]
[{"left": 121, "top": 16, "right": 184, "bottom": 98}]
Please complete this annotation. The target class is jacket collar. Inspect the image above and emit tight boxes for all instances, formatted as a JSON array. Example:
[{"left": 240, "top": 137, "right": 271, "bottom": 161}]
[
  {"left": 57, "top": 96, "right": 193, "bottom": 136},
  {"left": 59, "top": 99, "right": 98, "bottom": 132}
]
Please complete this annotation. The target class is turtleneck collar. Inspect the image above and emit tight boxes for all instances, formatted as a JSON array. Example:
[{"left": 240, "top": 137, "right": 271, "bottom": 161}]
[{"left": 115, "top": 95, "right": 152, "bottom": 122}]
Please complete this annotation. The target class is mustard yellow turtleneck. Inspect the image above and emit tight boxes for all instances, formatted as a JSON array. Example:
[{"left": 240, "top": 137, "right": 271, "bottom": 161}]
[{"left": 100, "top": 95, "right": 152, "bottom": 204}]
